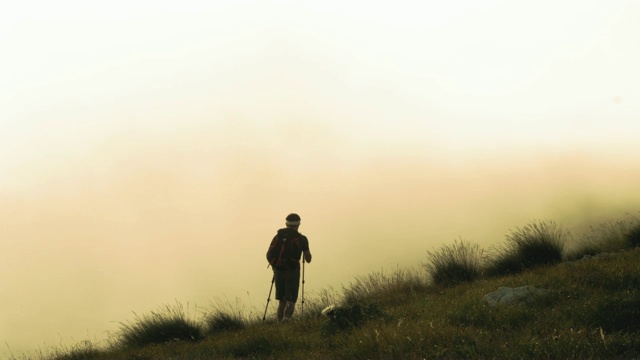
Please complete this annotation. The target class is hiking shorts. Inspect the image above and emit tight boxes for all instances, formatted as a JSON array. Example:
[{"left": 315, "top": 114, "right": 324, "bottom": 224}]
[{"left": 274, "top": 269, "right": 300, "bottom": 302}]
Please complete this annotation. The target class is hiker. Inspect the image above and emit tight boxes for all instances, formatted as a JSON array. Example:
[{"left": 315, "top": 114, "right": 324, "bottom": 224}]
[{"left": 266, "top": 213, "right": 312, "bottom": 322}]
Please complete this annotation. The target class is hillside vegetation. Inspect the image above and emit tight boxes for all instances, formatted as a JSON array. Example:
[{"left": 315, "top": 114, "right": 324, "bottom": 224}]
[{"left": 17, "top": 217, "right": 640, "bottom": 359}]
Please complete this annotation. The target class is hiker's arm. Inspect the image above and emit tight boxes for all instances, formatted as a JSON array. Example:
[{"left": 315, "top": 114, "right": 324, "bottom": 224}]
[{"left": 303, "top": 250, "right": 312, "bottom": 263}]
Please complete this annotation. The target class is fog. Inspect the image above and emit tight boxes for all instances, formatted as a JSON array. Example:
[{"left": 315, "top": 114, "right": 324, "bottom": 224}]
[
  {"left": 2, "top": 125, "right": 639, "bottom": 354},
  {"left": 2, "top": 0, "right": 640, "bottom": 356}
]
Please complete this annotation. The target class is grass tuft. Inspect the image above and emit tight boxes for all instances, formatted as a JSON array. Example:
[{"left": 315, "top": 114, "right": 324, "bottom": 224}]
[
  {"left": 585, "top": 220, "right": 631, "bottom": 252},
  {"left": 116, "top": 302, "right": 203, "bottom": 348},
  {"left": 424, "top": 239, "right": 484, "bottom": 287},
  {"left": 568, "top": 218, "right": 640, "bottom": 260},
  {"left": 342, "top": 268, "right": 428, "bottom": 306},
  {"left": 203, "top": 297, "right": 253, "bottom": 334},
  {"left": 487, "top": 220, "right": 567, "bottom": 276},
  {"left": 204, "top": 311, "right": 245, "bottom": 334}
]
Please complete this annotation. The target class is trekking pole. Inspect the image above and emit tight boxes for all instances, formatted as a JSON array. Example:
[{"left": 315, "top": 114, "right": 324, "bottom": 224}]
[
  {"left": 301, "top": 258, "right": 306, "bottom": 317},
  {"left": 262, "top": 274, "right": 275, "bottom": 322}
]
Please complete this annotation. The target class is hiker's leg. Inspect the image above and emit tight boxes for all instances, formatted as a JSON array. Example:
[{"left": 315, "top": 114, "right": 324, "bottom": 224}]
[
  {"left": 274, "top": 270, "right": 287, "bottom": 321},
  {"left": 277, "top": 300, "right": 287, "bottom": 322},
  {"left": 283, "top": 270, "right": 300, "bottom": 319},
  {"left": 284, "top": 301, "right": 296, "bottom": 318}
]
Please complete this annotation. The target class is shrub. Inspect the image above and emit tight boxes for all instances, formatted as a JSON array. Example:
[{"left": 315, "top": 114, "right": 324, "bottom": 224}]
[
  {"left": 424, "top": 239, "right": 483, "bottom": 287},
  {"left": 205, "top": 311, "right": 245, "bottom": 334},
  {"left": 116, "top": 302, "right": 204, "bottom": 348},
  {"left": 487, "top": 221, "right": 567, "bottom": 276}
]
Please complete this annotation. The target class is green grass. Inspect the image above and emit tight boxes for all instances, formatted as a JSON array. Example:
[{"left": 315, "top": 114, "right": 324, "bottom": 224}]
[{"left": 32, "top": 216, "right": 640, "bottom": 360}]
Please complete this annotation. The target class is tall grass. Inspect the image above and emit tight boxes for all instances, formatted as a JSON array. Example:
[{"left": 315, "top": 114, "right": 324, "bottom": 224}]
[
  {"left": 342, "top": 268, "right": 428, "bottom": 305},
  {"left": 585, "top": 219, "right": 630, "bottom": 251},
  {"left": 330, "top": 269, "right": 425, "bottom": 332},
  {"left": 626, "top": 220, "right": 640, "bottom": 248},
  {"left": 567, "top": 217, "right": 640, "bottom": 260},
  {"left": 203, "top": 298, "right": 253, "bottom": 334},
  {"left": 424, "top": 239, "right": 484, "bottom": 287},
  {"left": 38, "top": 341, "right": 104, "bottom": 360},
  {"left": 300, "top": 287, "right": 339, "bottom": 319},
  {"left": 204, "top": 311, "right": 245, "bottom": 334},
  {"left": 487, "top": 220, "right": 568, "bottom": 276},
  {"left": 116, "top": 302, "right": 203, "bottom": 348}
]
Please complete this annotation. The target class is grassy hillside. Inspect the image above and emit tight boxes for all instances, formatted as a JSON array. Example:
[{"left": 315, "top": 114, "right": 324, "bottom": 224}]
[{"left": 19, "top": 218, "right": 640, "bottom": 359}]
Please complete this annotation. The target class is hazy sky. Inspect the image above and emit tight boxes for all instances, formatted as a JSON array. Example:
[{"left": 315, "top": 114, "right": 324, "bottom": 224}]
[{"left": 2, "top": 0, "right": 640, "bottom": 355}]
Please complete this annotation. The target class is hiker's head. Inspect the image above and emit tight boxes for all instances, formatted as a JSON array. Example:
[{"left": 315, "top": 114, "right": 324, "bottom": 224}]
[{"left": 285, "top": 213, "right": 301, "bottom": 229}]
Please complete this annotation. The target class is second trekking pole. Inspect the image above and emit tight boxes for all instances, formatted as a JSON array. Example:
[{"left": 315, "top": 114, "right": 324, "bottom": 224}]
[{"left": 301, "top": 258, "right": 306, "bottom": 317}]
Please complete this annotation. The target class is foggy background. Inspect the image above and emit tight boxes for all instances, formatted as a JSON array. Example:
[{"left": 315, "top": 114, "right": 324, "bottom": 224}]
[{"left": 2, "top": 0, "right": 640, "bottom": 356}]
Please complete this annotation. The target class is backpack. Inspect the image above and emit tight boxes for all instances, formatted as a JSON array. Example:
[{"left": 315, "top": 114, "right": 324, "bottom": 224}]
[{"left": 267, "top": 228, "right": 302, "bottom": 270}]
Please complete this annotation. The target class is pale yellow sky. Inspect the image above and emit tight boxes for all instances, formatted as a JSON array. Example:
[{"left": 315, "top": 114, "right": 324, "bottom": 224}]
[
  {"left": 2, "top": 0, "right": 639, "bottom": 150},
  {"left": 1, "top": 0, "right": 640, "bottom": 356}
]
